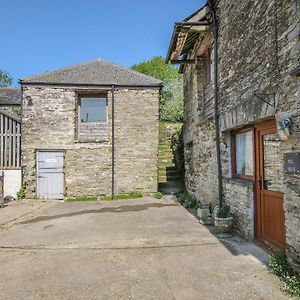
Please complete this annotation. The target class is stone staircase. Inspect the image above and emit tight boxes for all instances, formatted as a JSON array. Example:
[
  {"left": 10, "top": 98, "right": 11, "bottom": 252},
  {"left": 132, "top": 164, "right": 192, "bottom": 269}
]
[{"left": 158, "top": 123, "right": 184, "bottom": 195}]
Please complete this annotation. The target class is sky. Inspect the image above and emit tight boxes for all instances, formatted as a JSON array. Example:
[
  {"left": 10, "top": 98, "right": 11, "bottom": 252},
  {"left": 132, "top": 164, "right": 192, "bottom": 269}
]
[{"left": 1, "top": 0, "right": 206, "bottom": 86}]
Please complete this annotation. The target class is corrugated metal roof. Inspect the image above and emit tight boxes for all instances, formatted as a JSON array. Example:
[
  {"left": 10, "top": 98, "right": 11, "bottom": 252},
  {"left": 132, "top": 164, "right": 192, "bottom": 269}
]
[
  {"left": 0, "top": 88, "right": 21, "bottom": 105},
  {"left": 20, "top": 59, "right": 162, "bottom": 87}
]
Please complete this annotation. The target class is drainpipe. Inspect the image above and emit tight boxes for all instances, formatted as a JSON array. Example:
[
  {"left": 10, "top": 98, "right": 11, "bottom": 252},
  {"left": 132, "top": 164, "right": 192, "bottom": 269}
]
[
  {"left": 20, "top": 85, "right": 24, "bottom": 186},
  {"left": 111, "top": 84, "right": 115, "bottom": 199},
  {"left": 209, "top": 0, "right": 224, "bottom": 208}
]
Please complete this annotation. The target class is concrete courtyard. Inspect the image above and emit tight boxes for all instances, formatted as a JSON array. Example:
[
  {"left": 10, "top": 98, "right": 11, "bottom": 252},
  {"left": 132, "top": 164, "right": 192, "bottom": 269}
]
[{"left": 0, "top": 197, "right": 289, "bottom": 299}]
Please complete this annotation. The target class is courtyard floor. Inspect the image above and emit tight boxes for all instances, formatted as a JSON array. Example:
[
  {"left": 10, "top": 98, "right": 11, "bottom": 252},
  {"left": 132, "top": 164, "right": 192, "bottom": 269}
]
[{"left": 0, "top": 196, "right": 290, "bottom": 299}]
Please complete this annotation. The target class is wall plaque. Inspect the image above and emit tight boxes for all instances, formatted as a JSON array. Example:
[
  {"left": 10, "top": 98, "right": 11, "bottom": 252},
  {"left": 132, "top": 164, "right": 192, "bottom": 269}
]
[{"left": 284, "top": 152, "right": 300, "bottom": 174}]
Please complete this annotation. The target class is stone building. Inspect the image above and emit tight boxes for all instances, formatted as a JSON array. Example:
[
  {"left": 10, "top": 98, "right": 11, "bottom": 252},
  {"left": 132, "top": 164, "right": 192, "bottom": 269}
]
[
  {"left": 20, "top": 59, "right": 161, "bottom": 200},
  {"left": 166, "top": 1, "right": 300, "bottom": 269},
  {"left": 0, "top": 88, "right": 21, "bottom": 118}
]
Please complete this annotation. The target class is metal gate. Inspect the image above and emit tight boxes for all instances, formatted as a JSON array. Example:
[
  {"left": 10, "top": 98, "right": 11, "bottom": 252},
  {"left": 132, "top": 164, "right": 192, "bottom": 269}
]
[{"left": 37, "top": 151, "right": 64, "bottom": 199}]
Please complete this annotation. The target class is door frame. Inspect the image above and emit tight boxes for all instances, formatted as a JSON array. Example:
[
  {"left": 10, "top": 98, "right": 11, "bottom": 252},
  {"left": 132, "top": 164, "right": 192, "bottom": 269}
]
[
  {"left": 254, "top": 119, "right": 286, "bottom": 249},
  {"left": 36, "top": 149, "right": 66, "bottom": 200}
]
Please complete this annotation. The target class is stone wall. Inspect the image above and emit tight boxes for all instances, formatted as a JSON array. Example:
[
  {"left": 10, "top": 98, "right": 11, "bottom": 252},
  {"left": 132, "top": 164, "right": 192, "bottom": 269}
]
[
  {"left": 181, "top": 0, "right": 300, "bottom": 267},
  {"left": 114, "top": 89, "right": 159, "bottom": 194},
  {"left": 216, "top": 0, "right": 300, "bottom": 266},
  {"left": 22, "top": 86, "right": 159, "bottom": 198},
  {"left": 182, "top": 32, "right": 218, "bottom": 206}
]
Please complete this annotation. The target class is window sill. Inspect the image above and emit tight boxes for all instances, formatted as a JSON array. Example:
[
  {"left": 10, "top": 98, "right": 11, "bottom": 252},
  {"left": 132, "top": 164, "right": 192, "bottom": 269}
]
[
  {"left": 224, "top": 177, "right": 254, "bottom": 186},
  {"left": 81, "top": 122, "right": 108, "bottom": 125},
  {"left": 74, "top": 139, "right": 109, "bottom": 144}
]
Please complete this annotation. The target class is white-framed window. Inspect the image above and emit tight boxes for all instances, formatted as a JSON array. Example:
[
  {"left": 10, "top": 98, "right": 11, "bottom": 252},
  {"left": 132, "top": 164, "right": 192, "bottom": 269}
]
[{"left": 231, "top": 127, "right": 254, "bottom": 180}]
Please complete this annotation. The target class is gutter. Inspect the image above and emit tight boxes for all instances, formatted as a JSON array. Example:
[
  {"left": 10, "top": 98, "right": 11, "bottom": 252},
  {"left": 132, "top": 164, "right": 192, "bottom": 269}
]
[{"left": 209, "top": 0, "right": 224, "bottom": 207}]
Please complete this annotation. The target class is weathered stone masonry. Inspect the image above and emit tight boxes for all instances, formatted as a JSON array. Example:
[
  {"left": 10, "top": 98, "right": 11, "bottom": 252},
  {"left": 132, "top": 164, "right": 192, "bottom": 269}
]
[
  {"left": 22, "top": 86, "right": 159, "bottom": 198},
  {"left": 182, "top": 34, "right": 218, "bottom": 207},
  {"left": 217, "top": 0, "right": 300, "bottom": 261},
  {"left": 168, "top": 0, "right": 300, "bottom": 267}
]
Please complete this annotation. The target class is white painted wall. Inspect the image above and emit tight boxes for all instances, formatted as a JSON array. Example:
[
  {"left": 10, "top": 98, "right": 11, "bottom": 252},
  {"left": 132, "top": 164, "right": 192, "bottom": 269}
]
[{"left": 3, "top": 170, "right": 22, "bottom": 199}]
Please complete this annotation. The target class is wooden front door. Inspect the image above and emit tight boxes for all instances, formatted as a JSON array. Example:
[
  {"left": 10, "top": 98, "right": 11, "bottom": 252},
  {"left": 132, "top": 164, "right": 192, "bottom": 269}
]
[{"left": 255, "top": 119, "right": 286, "bottom": 249}]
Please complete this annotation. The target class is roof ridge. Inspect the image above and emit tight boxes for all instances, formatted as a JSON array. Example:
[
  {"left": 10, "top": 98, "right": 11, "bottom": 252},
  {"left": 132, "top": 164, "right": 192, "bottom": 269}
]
[
  {"left": 20, "top": 59, "right": 102, "bottom": 82},
  {"left": 96, "top": 59, "right": 162, "bottom": 84},
  {"left": 21, "top": 58, "right": 162, "bottom": 86}
]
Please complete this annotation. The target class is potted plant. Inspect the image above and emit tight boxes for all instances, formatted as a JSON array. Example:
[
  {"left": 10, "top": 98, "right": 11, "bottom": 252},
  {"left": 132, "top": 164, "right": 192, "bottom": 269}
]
[
  {"left": 197, "top": 202, "right": 213, "bottom": 225},
  {"left": 214, "top": 205, "right": 234, "bottom": 235}
]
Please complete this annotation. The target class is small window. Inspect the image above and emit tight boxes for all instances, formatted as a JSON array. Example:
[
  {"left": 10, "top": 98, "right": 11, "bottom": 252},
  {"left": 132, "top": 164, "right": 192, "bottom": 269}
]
[
  {"left": 79, "top": 96, "right": 107, "bottom": 123},
  {"left": 231, "top": 127, "right": 254, "bottom": 180},
  {"left": 203, "top": 48, "right": 212, "bottom": 87}
]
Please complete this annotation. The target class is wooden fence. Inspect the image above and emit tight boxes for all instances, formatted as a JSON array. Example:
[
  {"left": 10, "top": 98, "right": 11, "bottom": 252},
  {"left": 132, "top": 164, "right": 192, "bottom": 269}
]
[{"left": 0, "top": 112, "right": 21, "bottom": 169}]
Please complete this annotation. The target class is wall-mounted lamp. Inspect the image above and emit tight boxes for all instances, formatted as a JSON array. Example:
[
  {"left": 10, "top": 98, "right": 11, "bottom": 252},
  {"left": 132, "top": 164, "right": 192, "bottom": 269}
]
[{"left": 277, "top": 116, "right": 293, "bottom": 140}]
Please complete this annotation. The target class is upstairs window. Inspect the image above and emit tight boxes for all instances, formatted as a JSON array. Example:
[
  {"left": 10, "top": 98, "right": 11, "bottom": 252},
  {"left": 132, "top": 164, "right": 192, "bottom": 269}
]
[
  {"left": 231, "top": 127, "right": 254, "bottom": 180},
  {"left": 79, "top": 96, "right": 107, "bottom": 123},
  {"left": 202, "top": 48, "right": 212, "bottom": 88}
]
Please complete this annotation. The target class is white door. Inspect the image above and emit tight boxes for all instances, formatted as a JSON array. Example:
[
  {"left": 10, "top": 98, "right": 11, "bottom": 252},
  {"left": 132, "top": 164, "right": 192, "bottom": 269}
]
[{"left": 37, "top": 151, "right": 64, "bottom": 199}]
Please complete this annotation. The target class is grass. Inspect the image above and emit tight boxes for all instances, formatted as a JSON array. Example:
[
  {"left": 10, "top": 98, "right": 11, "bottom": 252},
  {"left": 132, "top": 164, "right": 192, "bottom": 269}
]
[
  {"left": 269, "top": 251, "right": 300, "bottom": 297},
  {"left": 99, "top": 193, "right": 143, "bottom": 201},
  {"left": 65, "top": 196, "right": 98, "bottom": 202},
  {"left": 65, "top": 193, "right": 143, "bottom": 202}
]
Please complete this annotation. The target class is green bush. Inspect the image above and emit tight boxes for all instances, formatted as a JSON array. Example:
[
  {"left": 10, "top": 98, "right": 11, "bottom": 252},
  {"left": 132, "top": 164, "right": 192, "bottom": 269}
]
[
  {"left": 194, "top": 201, "right": 202, "bottom": 209},
  {"left": 217, "top": 205, "right": 232, "bottom": 218},
  {"left": 178, "top": 192, "right": 197, "bottom": 208},
  {"left": 269, "top": 251, "right": 292, "bottom": 278},
  {"left": 154, "top": 192, "right": 163, "bottom": 199},
  {"left": 131, "top": 56, "right": 183, "bottom": 123},
  {"left": 269, "top": 251, "right": 300, "bottom": 297},
  {"left": 171, "top": 127, "right": 184, "bottom": 173},
  {"left": 12, "top": 106, "right": 21, "bottom": 116},
  {"left": 17, "top": 184, "right": 26, "bottom": 201},
  {"left": 171, "top": 127, "right": 183, "bottom": 153},
  {"left": 160, "top": 98, "right": 183, "bottom": 123}
]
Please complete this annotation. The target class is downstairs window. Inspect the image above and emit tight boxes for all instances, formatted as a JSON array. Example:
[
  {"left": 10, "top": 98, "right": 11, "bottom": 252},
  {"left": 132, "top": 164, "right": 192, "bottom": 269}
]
[{"left": 231, "top": 127, "right": 254, "bottom": 180}]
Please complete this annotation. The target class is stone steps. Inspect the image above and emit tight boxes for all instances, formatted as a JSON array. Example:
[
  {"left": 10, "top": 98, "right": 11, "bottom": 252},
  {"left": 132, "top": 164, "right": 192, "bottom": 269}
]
[{"left": 157, "top": 122, "right": 183, "bottom": 195}]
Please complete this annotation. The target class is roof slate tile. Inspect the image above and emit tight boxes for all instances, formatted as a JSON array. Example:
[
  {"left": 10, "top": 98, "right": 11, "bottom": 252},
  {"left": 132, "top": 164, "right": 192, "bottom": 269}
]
[{"left": 21, "top": 59, "right": 162, "bottom": 87}]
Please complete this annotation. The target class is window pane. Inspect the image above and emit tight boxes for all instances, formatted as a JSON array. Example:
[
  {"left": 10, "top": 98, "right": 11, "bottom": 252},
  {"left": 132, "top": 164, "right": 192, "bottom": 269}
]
[
  {"left": 235, "top": 131, "right": 253, "bottom": 176},
  {"left": 80, "top": 97, "right": 106, "bottom": 123}
]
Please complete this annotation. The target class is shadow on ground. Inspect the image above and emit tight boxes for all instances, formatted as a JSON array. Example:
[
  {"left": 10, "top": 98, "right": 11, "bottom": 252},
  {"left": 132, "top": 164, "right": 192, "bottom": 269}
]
[
  {"left": 20, "top": 202, "right": 179, "bottom": 224},
  {"left": 178, "top": 200, "right": 271, "bottom": 266}
]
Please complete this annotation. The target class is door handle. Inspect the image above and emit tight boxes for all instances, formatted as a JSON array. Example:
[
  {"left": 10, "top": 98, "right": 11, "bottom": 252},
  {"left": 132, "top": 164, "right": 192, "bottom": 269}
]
[{"left": 258, "top": 176, "right": 263, "bottom": 191}]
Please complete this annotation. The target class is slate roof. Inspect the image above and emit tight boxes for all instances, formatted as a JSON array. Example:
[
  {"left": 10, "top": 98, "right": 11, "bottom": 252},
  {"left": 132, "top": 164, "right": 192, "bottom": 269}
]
[
  {"left": 0, "top": 88, "right": 21, "bottom": 105},
  {"left": 20, "top": 59, "right": 162, "bottom": 87}
]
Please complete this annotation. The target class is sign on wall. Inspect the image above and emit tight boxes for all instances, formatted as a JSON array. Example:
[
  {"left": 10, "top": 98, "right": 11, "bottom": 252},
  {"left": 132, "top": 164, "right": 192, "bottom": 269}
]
[{"left": 284, "top": 153, "right": 300, "bottom": 174}]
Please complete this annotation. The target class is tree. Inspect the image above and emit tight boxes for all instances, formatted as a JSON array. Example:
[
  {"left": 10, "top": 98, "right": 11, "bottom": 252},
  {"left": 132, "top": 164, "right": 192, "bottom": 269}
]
[
  {"left": 0, "top": 69, "right": 13, "bottom": 87},
  {"left": 131, "top": 56, "right": 183, "bottom": 123}
]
